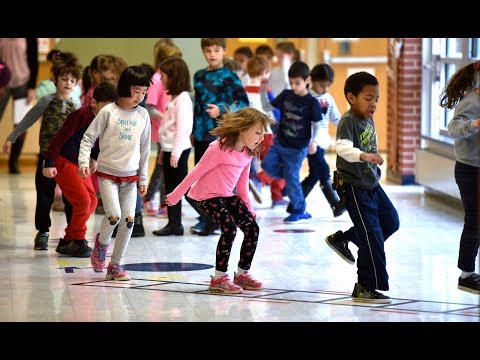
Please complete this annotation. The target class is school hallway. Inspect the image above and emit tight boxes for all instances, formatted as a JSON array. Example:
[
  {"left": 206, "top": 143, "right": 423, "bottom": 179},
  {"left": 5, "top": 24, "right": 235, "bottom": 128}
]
[{"left": 0, "top": 153, "right": 478, "bottom": 324}]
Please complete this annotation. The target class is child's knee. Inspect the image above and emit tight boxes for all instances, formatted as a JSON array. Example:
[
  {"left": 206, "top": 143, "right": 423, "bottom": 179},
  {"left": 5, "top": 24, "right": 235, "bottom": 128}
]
[
  {"left": 106, "top": 215, "right": 120, "bottom": 226},
  {"left": 125, "top": 215, "right": 134, "bottom": 229}
]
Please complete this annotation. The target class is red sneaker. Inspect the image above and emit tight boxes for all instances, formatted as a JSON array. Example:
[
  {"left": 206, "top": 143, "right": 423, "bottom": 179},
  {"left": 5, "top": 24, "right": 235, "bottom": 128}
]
[{"left": 233, "top": 271, "right": 264, "bottom": 290}]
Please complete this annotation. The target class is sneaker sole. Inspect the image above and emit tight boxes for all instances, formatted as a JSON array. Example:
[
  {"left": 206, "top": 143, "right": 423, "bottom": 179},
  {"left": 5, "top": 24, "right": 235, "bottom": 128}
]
[
  {"left": 283, "top": 218, "right": 311, "bottom": 224},
  {"left": 352, "top": 297, "right": 392, "bottom": 304},
  {"left": 236, "top": 284, "right": 264, "bottom": 291},
  {"left": 33, "top": 246, "right": 48, "bottom": 250},
  {"left": 208, "top": 286, "right": 243, "bottom": 294},
  {"left": 106, "top": 274, "right": 131, "bottom": 281},
  {"left": 325, "top": 236, "right": 355, "bottom": 265},
  {"left": 458, "top": 285, "right": 480, "bottom": 295}
]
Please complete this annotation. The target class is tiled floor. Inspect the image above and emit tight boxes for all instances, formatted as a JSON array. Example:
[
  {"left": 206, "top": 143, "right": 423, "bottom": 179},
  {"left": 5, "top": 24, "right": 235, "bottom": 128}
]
[{"left": 0, "top": 154, "right": 478, "bottom": 323}]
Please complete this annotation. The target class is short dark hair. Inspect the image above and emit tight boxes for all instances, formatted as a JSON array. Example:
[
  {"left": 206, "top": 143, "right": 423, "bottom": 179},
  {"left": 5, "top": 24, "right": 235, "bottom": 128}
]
[
  {"left": 344, "top": 71, "right": 379, "bottom": 99},
  {"left": 201, "top": 38, "right": 226, "bottom": 49},
  {"left": 159, "top": 57, "right": 191, "bottom": 96},
  {"left": 52, "top": 52, "right": 82, "bottom": 82},
  {"left": 234, "top": 46, "right": 253, "bottom": 59},
  {"left": 288, "top": 61, "right": 310, "bottom": 80},
  {"left": 310, "top": 63, "right": 334, "bottom": 83},
  {"left": 116, "top": 65, "right": 153, "bottom": 98},
  {"left": 255, "top": 45, "right": 274, "bottom": 60},
  {"left": 92, "top": 81, "right": 118, "bottom": 103}
]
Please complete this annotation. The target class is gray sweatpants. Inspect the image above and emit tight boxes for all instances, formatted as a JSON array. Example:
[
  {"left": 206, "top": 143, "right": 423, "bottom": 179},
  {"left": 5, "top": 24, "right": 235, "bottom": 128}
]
[{"left": 98, "top": 177, "right": 137, "bottom": 265}]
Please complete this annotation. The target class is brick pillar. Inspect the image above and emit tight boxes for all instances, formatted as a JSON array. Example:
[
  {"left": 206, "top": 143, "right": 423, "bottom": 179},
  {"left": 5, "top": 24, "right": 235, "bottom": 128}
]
[{"left": 386, "top": 38, "right": 422, "bottom": 184}]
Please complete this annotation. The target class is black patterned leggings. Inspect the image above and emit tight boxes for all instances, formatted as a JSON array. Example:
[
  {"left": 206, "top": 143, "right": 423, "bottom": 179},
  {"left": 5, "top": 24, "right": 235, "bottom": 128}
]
[{"left": 197, "top": 195, "right": 259, "bottom": 272}]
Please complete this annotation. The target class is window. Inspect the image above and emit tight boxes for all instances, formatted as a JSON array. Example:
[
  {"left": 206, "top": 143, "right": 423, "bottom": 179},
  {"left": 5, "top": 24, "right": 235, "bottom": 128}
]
[{"left": 422, "top": 38, "right": 479, "bottom": 143}]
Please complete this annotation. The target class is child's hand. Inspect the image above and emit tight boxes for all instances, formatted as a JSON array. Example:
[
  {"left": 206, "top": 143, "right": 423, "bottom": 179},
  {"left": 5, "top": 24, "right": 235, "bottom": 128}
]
[
  {"left": 473, "top": 118, "right": 480, "bottom": 128},
  {"left": 78, "top": 167, "right": 90, "bottom": 178},
  {"left": 138, "top": 185, "right": 147, "bottom": 196},
  {"left": 206, "top": 104, "right": 220, "bottom": 118},
  {"left": 308, "top": 141, "right": 318, "bottom": 155},
  {"left": 89, "top": 160, "right": 97, "bottom": 174},
  {"left": 42, "top": 167, "right": 57, "bottom": 178},
  {"left": 165, "top": 198, "right": 172, "bottom": 206},
  {"left": 170, "top": 155, "right": 179, "bottom": 168},
  {"left": 259, "top": 78, "right": 269, "bottom": 92},
  {"left": 2, "top": 140, "right": 12, "bottom": 154},
  {"left": 361, "top": 153, "right": 384, "bottom": 165}
]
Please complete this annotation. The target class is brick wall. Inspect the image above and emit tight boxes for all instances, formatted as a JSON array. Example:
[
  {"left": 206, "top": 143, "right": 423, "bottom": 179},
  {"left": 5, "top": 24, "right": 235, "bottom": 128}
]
[{"left": 387, "top": 38, "right": 422, "bottom": 184}]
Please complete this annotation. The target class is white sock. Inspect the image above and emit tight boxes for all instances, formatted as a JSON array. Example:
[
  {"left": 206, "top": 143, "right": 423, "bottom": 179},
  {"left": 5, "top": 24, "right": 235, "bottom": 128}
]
[
  {"left": 461, "top": 271, "right": 474, "bottom": 279},
  {"left": 236, "top": 267, "right": 247, "bottom": 276},
  {"left": 215, "top": 270, "right": 227, "bottom": 279}
]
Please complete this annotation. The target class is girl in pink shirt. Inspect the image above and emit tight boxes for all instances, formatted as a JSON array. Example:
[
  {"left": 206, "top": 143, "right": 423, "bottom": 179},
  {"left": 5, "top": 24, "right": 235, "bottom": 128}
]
[{"left": 166, "top": 107, "right": 274, "bottom": 294}]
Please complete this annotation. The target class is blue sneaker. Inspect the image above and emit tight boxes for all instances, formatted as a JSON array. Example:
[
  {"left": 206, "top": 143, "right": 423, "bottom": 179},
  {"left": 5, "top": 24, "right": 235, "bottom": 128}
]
[
  {"left": 190, "top": 216, "right": 206, "bottom": 234},
  {"left": 283, "top": 212, "right": 311, "bottom": 224}
]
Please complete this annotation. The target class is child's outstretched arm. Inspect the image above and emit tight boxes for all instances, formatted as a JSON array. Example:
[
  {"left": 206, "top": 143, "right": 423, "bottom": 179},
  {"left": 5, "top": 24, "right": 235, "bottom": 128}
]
[
  {"left": 166, "top": 145, "right": 218, "bottom": 206},
  {"left": 3, "top": 96, "right": 50, "bottom": 152}
]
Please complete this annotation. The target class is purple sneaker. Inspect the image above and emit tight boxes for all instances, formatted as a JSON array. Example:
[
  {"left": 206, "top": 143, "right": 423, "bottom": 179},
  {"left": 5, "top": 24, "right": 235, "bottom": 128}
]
[{"left": 106, "top": 263, "right": 131, "bottom": 281}]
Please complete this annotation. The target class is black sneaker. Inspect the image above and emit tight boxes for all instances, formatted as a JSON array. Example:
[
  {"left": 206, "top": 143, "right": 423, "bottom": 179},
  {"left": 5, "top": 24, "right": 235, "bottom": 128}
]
[
  {"left": 325, "top": 231, "right": 355, "bottom": 265},
  {"left": 458, "top": 273, "right": 480, "bottom": 295},
  {"left": 64, "top": 240, "right": 92, "bottom": 258},
  {"left": 34, "top": 231, "right": 49, "bottom": 250},
  {"left": 55, "top": 238, "right": 72, "bottom": 255},
  {"left": 351, "top": 283, "right": 391, "bottom": 304}
]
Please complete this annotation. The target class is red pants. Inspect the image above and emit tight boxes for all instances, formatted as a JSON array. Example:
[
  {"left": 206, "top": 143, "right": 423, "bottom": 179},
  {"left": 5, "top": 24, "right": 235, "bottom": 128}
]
[
  {"left": 258, "top": 134, "right": 285, "bottom": 201},
  {"left": 54, "top": 156, "right": 97, "bottom": 240}
]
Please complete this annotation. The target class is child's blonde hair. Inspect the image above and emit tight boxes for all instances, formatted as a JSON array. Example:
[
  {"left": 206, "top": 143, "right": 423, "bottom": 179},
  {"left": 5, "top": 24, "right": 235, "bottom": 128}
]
[
  {"left": 154, "top": 38, "right": 182, "bottom": 70},
  {"left": 210, "top": 107, "right": 275, "bottom": 156}
]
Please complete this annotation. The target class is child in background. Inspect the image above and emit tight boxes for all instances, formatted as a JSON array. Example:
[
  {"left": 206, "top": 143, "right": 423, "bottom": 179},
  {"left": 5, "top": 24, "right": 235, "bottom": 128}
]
[
  {"left": 78, "top": 66, "right": 151, "bottom": 280},
  {"left": 244, "top": 55, "right": 286, "bottom": 206},
  {"left": 36, "top": 50, "right": 82, "bottom": 103},
  {"left": 36, "top": 50, "right": 83, "bottom": 212},
  {"left": 255, "top": 44, "right": 280, "bottom": 122},
  {"left": 189, "top": 38, "right": 249, "bottom": 235},
  {"left": 166, "top": 107, "right": 274, "bottom": 294},
  {"left": 269, "top": 41, "right": 298, "bottom": 98},
  {"left": 325, "top": 72, "right": 399, "bottom": 303},
  {"left": 442, "top": 60, "right": 480, "bottom": 295},
  {"left": 3, "top": 54, "right": 82, "bottom": 250},
  {"left": 290, "top": 63, "right": 346, "bottom": 217},
  {"left": 143, "top": 39, "right": 182, "bottom": 217},
  {"left": 152, "top": 57, "right": 193, "bottom": 236},
  {"left": 260, "top": 61, "right": 322, "bottom": 223},
  {"left": 233, "top": 46, "right": 253, "bottom": 86},
  {"left": 42, "top": 82, "right": 118, "bottom": 257}
]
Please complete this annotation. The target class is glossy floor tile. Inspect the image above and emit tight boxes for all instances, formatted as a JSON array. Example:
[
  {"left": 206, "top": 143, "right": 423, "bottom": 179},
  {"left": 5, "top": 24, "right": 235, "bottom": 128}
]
[{"left": 0, "top": 154, "right": 478, "bottom": 323}]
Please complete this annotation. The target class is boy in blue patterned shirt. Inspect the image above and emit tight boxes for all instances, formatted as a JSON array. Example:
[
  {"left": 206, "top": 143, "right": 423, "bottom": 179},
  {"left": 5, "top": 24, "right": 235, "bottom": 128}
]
[{"left": 188, "top": 38, "right": 249, "bottom": 235}]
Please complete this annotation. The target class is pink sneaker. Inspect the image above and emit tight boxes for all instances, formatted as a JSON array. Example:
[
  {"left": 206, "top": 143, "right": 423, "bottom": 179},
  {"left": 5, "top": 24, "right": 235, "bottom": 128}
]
[
  {"left": 233, "top": 271, "right": 264, "bottom": 290},
  {"left": 106, "top": 263, "right": 131, "bottom": 281},
  {"left": 91, "top": 233, "right": 108, "bottom": 271},
  {"left": 209, "top": 275, "right": 243, "bottom": 294},
  {"left": 143, "top": 200, "right": 158, "bottom": 216}
]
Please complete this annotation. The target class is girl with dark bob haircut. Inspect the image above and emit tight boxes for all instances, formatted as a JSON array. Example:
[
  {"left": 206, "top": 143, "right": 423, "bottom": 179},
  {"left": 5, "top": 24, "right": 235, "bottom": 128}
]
[{"left": 116, "top": 65, "right": 153, "bottom": 98}]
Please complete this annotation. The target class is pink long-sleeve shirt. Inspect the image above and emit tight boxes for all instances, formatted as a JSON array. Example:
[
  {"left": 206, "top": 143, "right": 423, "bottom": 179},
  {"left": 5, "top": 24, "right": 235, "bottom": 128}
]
[{"left": 166, "top": 140, "right": 255, "bottom": 217}]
